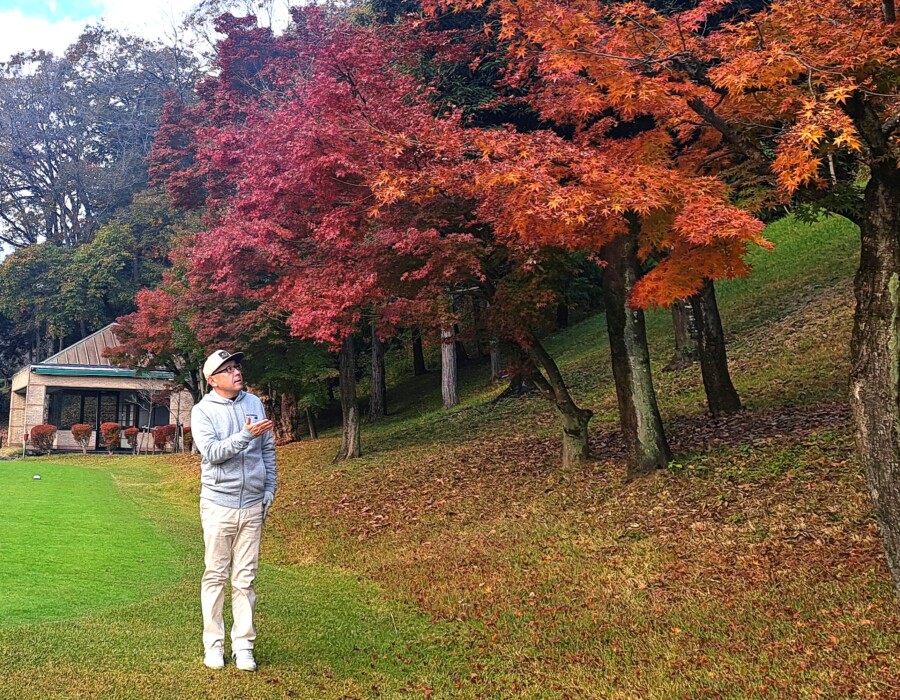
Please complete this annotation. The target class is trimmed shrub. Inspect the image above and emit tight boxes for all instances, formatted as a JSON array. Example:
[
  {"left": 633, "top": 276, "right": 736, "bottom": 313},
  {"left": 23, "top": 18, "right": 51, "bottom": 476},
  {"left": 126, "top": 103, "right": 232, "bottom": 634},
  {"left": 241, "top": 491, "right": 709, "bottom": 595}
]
[
  {"left": 151, "top": 424, "right": 176, "bottom": 452},
  {"left": 100, "top": 422, "right": 121, "bottom": 455},
  {"left": 182, "top": 426, "right": 192, "bottom": 451},
  {"left": 124, "top": 427, "right": 140, "bottom": 455},
  {"left": 71, "top": 423, "right": 93, "bottom": 454},
  {"left": 31, "top": 424, "right": 57, "bottom": 455}
]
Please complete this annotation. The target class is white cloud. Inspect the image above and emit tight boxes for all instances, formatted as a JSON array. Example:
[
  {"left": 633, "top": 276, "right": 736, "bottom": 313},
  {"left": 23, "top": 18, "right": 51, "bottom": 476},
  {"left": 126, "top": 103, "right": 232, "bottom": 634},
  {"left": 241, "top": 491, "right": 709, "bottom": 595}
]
[
  {"left": 0, "top": 1, "right": 295, "bottom": 62},
  {"left": 94, "top": 0, "right": 202, "bottom": 44},
  {"left": 0, "top": 9, "right": 89, "bottom": 60}
]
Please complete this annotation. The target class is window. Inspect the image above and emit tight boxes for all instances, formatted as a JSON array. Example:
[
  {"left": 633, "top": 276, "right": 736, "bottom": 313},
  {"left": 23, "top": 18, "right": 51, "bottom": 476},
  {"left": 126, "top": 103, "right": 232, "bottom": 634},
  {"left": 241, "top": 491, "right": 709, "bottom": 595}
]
[
  {"left": 151, "top": 405, "right": 170, "bottom": 427},
  {"left": 59, "top": 394, "right": 82, "bottom": 430},
  {"left": 49, "top": 392, "right": 98, "bottom": 431},
  {"left": 119, "top": 403, "right": 139, "bottom": 429},
  {"left": 83, "top": 395, "right": 98, "bottom": 427},
  {"left": 99, "top": 394, "right": 118, "bottom": 425}
]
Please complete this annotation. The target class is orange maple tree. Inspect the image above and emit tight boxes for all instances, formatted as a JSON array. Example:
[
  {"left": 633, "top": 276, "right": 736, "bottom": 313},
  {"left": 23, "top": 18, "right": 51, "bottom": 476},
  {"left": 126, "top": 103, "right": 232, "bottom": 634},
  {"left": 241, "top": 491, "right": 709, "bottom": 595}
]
[
  {"left": 416, "top": 0, "right": 769, "bottom": 474},
  {"left": 706, "top": 0, "right": 900, "bottom": 592},
  {"left": 426, "top": 0, "right": 900, "bottom": 589}
]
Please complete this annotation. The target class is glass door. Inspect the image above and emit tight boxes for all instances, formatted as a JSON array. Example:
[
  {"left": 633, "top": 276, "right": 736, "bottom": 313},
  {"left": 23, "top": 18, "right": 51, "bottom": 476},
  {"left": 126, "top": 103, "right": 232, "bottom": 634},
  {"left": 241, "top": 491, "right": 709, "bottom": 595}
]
[{"left": 96, "top": 393, "right": 120, "bottom": 449}]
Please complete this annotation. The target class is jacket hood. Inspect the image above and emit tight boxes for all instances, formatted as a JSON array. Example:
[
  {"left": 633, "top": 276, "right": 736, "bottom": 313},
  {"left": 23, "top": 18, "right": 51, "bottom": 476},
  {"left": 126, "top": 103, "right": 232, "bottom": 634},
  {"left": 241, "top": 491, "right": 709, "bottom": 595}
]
[{"left": 202, "top": 390, "right": 247, "bottom": 405}]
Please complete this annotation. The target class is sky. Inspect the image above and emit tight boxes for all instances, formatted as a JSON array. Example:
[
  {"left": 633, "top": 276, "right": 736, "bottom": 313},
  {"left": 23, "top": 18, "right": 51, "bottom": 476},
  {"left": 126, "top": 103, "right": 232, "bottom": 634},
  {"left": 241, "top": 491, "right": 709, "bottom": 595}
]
[{"left": 0, "top": 0, "right": 223, "bottom": 60}]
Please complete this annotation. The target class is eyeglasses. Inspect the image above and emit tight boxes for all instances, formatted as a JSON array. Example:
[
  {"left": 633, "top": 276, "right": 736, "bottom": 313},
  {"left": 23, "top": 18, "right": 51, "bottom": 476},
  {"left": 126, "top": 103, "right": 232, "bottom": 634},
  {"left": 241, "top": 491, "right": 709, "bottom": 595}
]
[{"left": 211, "top": 363, "right": 242, "bottom": 377}]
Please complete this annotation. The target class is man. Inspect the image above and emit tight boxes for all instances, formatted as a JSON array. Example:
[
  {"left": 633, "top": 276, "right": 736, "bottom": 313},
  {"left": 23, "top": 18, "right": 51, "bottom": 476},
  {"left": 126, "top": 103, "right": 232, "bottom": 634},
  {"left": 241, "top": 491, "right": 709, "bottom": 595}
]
[{"left": 191, "top": 349, "right": 277, "bottom": 672}]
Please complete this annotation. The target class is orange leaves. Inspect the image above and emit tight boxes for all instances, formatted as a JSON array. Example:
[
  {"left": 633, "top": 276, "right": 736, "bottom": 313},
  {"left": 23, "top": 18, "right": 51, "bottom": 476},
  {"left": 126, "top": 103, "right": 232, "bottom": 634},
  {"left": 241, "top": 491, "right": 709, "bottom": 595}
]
[
  {"left": 629, "top": 195, "right": 769, "bottom": 308},
  {"left": 371, "top": 170, "right": 409, "bottom": 207},
  {"left": 631, "top": 241, "right": 753, "bottom": 308},
  {"left": 705, "top": 0, "right": 898, "bottom": 195},
  {"left": 708, "top": 51, "right": 805, "bottom": 95},
  {"left": 673, "top": 197, "right": 769, "bottom": 249},
  {"left": 772, "top": 101, "right": 863, "bottom": 193}
]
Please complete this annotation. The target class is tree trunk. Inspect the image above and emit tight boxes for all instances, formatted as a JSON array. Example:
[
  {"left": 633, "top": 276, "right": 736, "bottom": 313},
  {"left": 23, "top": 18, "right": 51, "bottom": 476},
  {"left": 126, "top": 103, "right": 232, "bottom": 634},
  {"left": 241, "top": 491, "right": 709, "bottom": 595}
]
[
  {"left": 665, "top": 299, "right": 699, "bottom": 370},
  {"left": 850, "top": 167, "right": 900, "bottom": 590},
  {"left": 559, "top": 407, "right": 592, "bottom": 467},
  {"left": 490, "top": 338, "right": 503, "bottom": 382},
  {"left": 191, "top": 369, "right": 205, "bottom": 405},
  {"left": 689, "top": 279, "right": 742, "bottom": 417},
  {"left": 334, "top": 335, "right": 361, "bottom": 462},
  {"left": 454, "top": 324, "right": 470, "bottom": 364},
  {"left": 526, "top": 338, "right": 593, "bottom": 467},
  {"left": 441, "top": 326, "right": 459, "bottom": 408},
  {"left": 493, "top": 371, "right": 537, "bottom": 401},
  {"left": 306, "top": 407, "right": 319, "bottom": 440},
  {"left": 280, "top": 391, "right": 303, "bottom": 442},
  {"left": 602, "top": 222, "right": 671, "bottom": 478},
  {"left": 412, "top": 329, "right": 428, "bottom": 375},
  {"left": 369, "top": 323, "right": 387, "bottom": 421},
  {"left": 261, "top": 390, "right": 278, "bottom": 439}
]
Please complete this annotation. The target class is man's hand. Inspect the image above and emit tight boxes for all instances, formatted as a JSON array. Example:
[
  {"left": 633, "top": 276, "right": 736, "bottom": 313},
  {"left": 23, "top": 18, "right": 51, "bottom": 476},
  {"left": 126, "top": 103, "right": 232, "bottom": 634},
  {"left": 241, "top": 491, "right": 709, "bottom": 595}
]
[
  {"left": 262, "top": 491, "right": 274, "bottom": 521},
  {"left": 245, "top": 417, "right": 274, "bottom": 437}
]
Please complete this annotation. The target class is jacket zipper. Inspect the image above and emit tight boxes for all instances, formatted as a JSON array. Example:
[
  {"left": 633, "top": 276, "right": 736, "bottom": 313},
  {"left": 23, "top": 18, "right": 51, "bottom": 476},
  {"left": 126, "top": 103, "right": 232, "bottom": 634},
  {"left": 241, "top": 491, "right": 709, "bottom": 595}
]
[{"left": 233, "top": 399, "right": 245, "bottom": 508}]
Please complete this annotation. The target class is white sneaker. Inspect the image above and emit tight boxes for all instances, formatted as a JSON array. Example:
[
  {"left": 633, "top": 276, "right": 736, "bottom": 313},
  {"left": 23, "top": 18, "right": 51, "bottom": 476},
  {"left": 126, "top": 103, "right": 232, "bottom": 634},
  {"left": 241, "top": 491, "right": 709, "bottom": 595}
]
[
  {"left": 232, "top": 649, "right": 258, "bottom": 672},
  {"left": 203, "top": 647, "right": 225, "bottom": 669}
]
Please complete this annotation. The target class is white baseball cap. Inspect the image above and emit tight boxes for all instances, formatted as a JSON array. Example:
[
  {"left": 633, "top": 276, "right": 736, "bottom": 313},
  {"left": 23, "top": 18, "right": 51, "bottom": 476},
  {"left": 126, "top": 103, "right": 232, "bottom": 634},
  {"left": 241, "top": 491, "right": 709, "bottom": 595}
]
[{"left": 202, "top": 349, "right": 245, "bottom": 379}]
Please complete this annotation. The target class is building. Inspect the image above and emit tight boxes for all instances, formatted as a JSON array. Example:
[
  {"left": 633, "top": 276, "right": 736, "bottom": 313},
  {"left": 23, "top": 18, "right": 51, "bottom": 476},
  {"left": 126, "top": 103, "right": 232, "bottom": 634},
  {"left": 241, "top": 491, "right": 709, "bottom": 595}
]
[{"left": 7, "top": 324, "right": 193, "bottom": 451}]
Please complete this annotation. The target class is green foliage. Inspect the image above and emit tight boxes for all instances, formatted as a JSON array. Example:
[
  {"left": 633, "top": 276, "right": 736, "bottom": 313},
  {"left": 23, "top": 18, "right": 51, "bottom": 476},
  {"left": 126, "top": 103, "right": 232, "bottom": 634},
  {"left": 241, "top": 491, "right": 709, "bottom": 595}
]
[
  {"left": 0, "top": 243, "right": 72, "bottom": 341},
  {"left": 792, "top": 183, "right": 866, "bottom": 225},
  {"left": 0, "top": 189, "right": 192, "bottom": 361},
  {"left": 241, "top": 332, "right": 337, "bottom": 415}
]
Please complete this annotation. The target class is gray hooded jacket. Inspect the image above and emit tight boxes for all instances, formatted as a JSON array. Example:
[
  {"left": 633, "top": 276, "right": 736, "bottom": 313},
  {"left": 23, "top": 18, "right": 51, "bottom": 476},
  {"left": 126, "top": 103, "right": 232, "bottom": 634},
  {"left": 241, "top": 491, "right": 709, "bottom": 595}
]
[{"left": 191, "top": 390, "right": 277, "bottom": 509}]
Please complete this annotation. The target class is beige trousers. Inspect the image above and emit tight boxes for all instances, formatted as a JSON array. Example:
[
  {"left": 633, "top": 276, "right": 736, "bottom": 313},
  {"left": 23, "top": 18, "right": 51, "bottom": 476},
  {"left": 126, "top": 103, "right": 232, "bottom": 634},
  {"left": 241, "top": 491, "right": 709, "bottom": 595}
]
[{"left": 200, "top": 499, "right": 264, "bottom": 652}]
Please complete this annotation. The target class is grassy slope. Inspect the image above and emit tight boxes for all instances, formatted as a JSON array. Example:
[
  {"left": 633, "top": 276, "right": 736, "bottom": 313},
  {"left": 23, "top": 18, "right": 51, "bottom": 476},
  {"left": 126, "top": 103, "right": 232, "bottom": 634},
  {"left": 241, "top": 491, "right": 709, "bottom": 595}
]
[
  {"left": 2, "top": 214, "right": 898, "bottom": 699},
  {"left": 272, "top": 214, "right": 899, "bottom": 698}
]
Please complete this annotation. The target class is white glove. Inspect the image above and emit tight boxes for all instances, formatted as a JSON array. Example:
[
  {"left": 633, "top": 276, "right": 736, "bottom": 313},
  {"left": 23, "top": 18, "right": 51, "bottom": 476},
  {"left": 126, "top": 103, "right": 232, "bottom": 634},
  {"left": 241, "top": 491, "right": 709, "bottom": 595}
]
[{"left": 262, "top": 491, "right": 274, "bottom": 521}]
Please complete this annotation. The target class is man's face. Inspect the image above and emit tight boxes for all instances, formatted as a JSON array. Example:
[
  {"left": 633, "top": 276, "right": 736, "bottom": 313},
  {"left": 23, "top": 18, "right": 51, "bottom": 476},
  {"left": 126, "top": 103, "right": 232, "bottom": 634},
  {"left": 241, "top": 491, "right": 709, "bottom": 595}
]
[{"left": 208, "top": 360, "right": 244, "bottom": 393}]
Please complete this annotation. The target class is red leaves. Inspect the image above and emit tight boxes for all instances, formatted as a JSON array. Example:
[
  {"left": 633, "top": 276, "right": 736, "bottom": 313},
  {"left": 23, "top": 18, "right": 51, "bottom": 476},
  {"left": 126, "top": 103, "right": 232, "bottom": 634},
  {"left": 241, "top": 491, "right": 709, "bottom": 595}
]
[
  {"left": 99, "top": 422, "right": 121, "bottom": 454},
  {"left": 107, "top": 287, "right": 180, "bottom": 365},
  {"left": 70, "top": 424, "right": 93, "bottom": 445},
  {"left": 149, "top": 8, "right": 488, "bottom": 348},
  {"left": 151, "top": 2, "right": 774, "bottom": 346},
  {"left": 29, "top": 425, "right": 57, "bottom": 454}
]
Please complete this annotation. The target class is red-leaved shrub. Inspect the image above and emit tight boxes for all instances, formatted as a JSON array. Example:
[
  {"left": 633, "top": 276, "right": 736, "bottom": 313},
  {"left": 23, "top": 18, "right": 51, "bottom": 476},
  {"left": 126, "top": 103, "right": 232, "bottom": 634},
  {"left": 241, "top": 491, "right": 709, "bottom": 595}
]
[
  {"left": 71, "top": 423, "right": 93, "bottom": 454},
  {"left": 151, "top": 424, "right": 176, "bottom": 452},
  {"left": 100, "top": 422, "right": 121, "bottom": 455},
  {"left": 182, "top": 426, "right": 192, "bottom": 451},
  {"left": 124, "top": 427, "right": 140, "bottom": 454},
  {"left": 31, "top": 424, "right": 57, "bottom": 455}
]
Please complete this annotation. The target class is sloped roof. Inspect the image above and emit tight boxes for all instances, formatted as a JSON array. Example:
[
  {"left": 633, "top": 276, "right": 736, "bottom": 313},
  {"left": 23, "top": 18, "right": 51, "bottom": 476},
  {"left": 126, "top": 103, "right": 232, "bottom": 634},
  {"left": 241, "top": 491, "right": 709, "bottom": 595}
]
[{"left": 40, "top": 323, "right": 120, "bottom": 366}]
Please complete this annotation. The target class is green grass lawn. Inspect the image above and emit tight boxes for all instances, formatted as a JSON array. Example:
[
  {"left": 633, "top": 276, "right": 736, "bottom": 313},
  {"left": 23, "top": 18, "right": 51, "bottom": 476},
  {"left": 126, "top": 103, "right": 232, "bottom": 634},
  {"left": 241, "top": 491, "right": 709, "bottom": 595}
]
[
  {"left": 0, "top": 460, "right": 182, "bottom": 627},
  {"left": 0, "top": 455, "right": 468, "bottom": 699},
  {"left": 4, "top": 214, "right": 900, "bottom": 699}
]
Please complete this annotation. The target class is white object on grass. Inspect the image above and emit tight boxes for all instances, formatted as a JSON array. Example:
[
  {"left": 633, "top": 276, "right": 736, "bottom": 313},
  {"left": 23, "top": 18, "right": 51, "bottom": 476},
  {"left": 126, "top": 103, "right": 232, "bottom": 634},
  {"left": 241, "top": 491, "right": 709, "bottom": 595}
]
[{"left": 32, "top": 475, "right": 41, "bottom": 480}]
